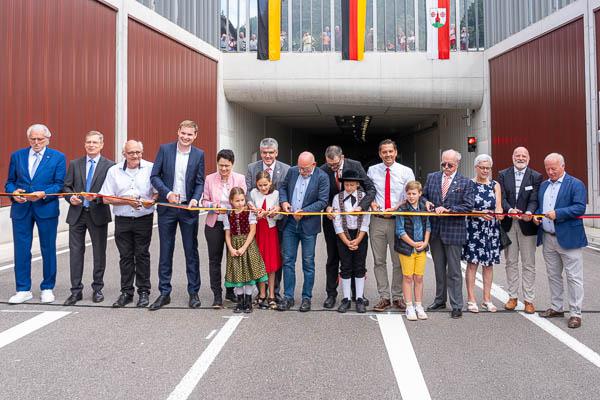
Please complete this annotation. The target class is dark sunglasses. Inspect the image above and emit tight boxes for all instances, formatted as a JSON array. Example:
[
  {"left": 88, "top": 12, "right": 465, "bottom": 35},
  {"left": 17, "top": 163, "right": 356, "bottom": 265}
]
[{"left": 440, "top": 162, "right": 456, "bottom": 169}]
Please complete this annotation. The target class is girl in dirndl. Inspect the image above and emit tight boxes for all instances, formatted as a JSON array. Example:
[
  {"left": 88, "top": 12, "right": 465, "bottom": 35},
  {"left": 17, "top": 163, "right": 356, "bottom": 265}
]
[{"left": 224, "top": 187, "right": 268, "bottom": 313}]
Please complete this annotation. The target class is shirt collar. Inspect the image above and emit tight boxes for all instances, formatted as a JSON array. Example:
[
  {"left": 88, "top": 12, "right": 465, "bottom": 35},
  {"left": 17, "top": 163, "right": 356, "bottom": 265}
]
[
  {"left": 30, "top": 147, "right": 46, "bottom": 157},
  {"left": 177, "top": 143, "right": 191, "bottom": 155},
  {"left": 443, "top": 171, "right": 457, "bottom": 180},
  {"left": 549, "top": 172, "right": 566, "bottom": 184},
  {"left": 514, "top": 166, "right": 526, "bottom": 174},
  {"left": 87, "top": 154, "right": 101, "bottom": 163},
  {"left": 263, "top": 160, "right": 276, "bottom": 171},
  {"left": 382, "top": 162, "right": 396, "bottom": 170},
  {"left": 123, "top": 159, "right": 145, "bottom": 170},
  {"left": 344, "top": 190, "right": 356, "bottom": 198}
]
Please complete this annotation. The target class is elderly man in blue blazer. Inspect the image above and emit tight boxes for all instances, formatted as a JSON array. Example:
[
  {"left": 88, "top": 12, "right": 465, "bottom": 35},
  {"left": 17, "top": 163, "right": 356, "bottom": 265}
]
[
  {"left": 423, "top": 149, "right": 474, "bottom": 319},
  {"left": 5, "top": 124, "right": 66, "bottom": 304},
  {"left": 149, "top": 120, "right": 205, "bottom": 311},
  {"left": 277, "top": 151, "right": 329, "bottom": 312},
  {"left": 534, "top": 153, "right": 587, "bottom": 329}
]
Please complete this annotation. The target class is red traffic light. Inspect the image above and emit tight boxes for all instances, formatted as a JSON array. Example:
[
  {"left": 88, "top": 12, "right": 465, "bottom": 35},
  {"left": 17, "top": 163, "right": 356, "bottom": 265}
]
[{"left": 467, "top": 136, "right": 477, "bottom": 145}]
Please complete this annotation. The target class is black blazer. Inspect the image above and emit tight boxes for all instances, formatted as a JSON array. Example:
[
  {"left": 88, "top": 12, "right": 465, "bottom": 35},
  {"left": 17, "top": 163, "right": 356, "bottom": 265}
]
[
  {"left": 497, "top": 166, "right": 543, "bottom": 236},
  {"left": 319, "top": 158, "right": 376, "bottom": 211},
  {"left": 63, "top": 155, "right": 115, "bottom": 226}
]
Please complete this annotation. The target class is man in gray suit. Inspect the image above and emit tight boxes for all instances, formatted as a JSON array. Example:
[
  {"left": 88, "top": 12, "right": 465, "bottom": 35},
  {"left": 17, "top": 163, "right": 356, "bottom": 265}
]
[
  {"left": 63, "top": 131, "right": 115, "bottom": 305},
  {"left": 246, "top": 137, "right": 290, "bottom": 299}
]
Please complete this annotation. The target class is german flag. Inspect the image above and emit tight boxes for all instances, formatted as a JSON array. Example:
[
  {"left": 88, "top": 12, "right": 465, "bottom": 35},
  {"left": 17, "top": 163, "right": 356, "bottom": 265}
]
[
  {"left": 341, "top": 0, "right": 366, "bottom": 61},
  {"left": 257, "top": 0, "right": 281, "bottom": 61}
]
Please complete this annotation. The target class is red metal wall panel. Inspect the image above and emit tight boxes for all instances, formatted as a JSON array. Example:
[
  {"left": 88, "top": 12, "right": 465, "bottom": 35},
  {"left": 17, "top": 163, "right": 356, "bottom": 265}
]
[
  {"left": 127, "top": 19, "right": 218, "bottom": 173},
  {"left": 490, "top": 18, "right": 587, "bottom": 186},
  {"left": 0, "top": 0, "right": 116, "bottom": 206}
]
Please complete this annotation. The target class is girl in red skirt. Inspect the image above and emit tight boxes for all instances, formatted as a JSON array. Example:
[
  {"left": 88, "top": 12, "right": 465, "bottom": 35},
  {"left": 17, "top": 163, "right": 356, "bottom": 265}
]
[{"left": 250, "top": 171, "right": 282, "bottom": 309}]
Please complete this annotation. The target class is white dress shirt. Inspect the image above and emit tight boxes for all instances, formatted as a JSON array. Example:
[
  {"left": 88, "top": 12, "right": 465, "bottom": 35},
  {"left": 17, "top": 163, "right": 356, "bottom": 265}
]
[
  {"left": 263, "top": 160, "right": 277, "bottom": 174},
  {"left": 514, "top": 167, "right": 525, "bottom": 198},
  {"left": 367, "top": 162, "right": 415, "bottom": 209},
  {"left": 332, "top": 190, "right": 371, "bottom": 234},
  {"left": 100, "top": 159, "right": 156, "bottom": 217},
  {"left": 28, "top": 147, "right": 46, "bottom": 178},
  {"left": 542, "top": 173, "right": 565, "bottom": 234},
  {"left": 172, "top": 146, "right": 190, "bottom": 202},
  {"left": 250, "top": 188, "right": 281, "bottom": 228}
]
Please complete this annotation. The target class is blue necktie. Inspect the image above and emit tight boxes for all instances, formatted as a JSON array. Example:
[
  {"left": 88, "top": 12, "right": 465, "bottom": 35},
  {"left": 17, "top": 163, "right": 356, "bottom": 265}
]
[
  {"left": 84, "top": 159, "right": 96, "bottom": 207},
  {"left": 30, "top": 152, "right": 41, "bottom": 179}
]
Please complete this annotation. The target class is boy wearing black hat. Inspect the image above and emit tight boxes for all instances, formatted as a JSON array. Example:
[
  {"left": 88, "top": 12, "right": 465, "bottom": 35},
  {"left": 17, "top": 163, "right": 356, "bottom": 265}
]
[{"left": 331, "top": 170, "right": 371, "bottom": 313}]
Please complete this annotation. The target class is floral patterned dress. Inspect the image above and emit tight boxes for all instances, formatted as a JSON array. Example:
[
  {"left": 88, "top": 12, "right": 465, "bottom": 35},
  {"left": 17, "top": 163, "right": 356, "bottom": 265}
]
[{"left": 462, "top": 180, "right": 501, "bottom": 267}]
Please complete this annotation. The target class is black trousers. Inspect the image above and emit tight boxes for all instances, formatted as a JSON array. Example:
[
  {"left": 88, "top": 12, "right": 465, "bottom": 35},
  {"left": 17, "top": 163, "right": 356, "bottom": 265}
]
[
  {"left": 68, "top": 210, "right": 108, "bottom": 295},
  {"left": 114, "top": 214, "right": 153, "bottom": 296},
  {"left": 204, "top": 222, "right": 234, "bottom": 298},
  {"left": 336, "top": 229, "right": 368, "bottom": 279},
  {"left": 323, "top": 218, "right": 358, "bottom": 297}
]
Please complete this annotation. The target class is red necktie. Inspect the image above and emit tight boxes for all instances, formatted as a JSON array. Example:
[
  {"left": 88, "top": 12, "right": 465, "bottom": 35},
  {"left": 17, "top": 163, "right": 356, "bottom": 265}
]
[
  {"left": 384, "top": 167, "right": 391, "bottom": 209},
  {"left": 335, "top": 170, "right": 341, "bottom": 191}
]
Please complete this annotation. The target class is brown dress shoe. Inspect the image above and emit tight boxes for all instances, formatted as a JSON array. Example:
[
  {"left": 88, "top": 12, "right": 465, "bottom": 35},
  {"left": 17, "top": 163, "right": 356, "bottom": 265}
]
[
  {"left": 523, "top": 301, "right": 535, "bottom": 314},
  {"left": 393, "top": 298, "right": 407, "bottom": 311},
  {"left": 539, "top": 308, "right": 565, "bottom": 318},
  {"left": 373, "top": 298, "right": 391, "bottom": 312},
  {"left": 568, "top": 317, "right": 582, "bottom": 329},
  {"left": 504, "top": 298, "right": 518, "bottom": 311}
]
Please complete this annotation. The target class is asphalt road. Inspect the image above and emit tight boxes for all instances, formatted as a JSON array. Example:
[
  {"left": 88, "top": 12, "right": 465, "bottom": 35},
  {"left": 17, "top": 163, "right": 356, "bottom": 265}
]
[{"left": 1, "top": 220, "right": 599, "bottom": 400}]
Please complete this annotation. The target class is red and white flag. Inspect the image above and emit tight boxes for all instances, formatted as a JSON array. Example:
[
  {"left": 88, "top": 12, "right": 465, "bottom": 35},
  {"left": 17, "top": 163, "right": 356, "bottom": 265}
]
[{"left": 426, "top": 0, "right": 450, "bottom": 60}]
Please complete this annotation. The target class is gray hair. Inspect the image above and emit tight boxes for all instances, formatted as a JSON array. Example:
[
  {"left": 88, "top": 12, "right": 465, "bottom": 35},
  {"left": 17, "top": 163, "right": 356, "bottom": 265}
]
[
  {"left": 259, "top": 137, "right": 278, "bottom": 150},
  {"left": 27, "top": 124, "right": 52, "bottom": 138},
  {"left": 442, "top": 149, "right": 462, "bottom": 162},
  {"left": 474, "top": 153, "right": 493, "bottom": 167},
  {"left": 544, "top": 152, "right": 565, "bottom": 166},
  {"left": 122, "top": 140, "right": 144, "bottom": 152},
  {"left": 325, "top": 145, "right": 343, "bottom": 160}
]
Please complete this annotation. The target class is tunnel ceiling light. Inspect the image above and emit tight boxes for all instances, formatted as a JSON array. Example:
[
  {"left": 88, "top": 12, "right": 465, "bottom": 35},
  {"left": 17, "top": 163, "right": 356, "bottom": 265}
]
[{"left": 334, "top": 115, "right": 372, "bottom": 143}]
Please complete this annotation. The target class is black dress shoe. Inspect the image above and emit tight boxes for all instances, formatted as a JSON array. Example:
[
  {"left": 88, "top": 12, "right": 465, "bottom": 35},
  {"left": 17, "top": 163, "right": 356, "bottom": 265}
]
[
  {"left": 189, "top": 293, "right": 201, "bottom": 309},
  {"left": 63, "top": 293, "right": 82, "bottom": 306},
  {"left": 112, "top": 293, "right": 133, "bottom": 308},
  {"left": 148, "top": 294, "right": 171, "bottom": 311},
  {"left": 212, "top": 296, "right": 224, "bottom": 309},
  {"left": 225, "top": 291, "right": 237, "bottom": 303},
  {"left": 233, "top": 295, "right": 245, "bottom": 313},
  {"left": 137, "top": 293, "right": 150, "bottom": 308},
  {"left": 355, "top": 298, "right": 367, "bottom": 313},
  {"left": 276, "top": 298, "right": 294, "bottom": 311},
  {"left": 323, "top": 296, "right": 337, "bottom": 309},
  {"left": 92, "top": 291, "right": 104, "bottom": 303},
  {"left": 427, "top": 301, "right": 447, "bottom": 310},
  {"left": 351, "top": 295, "right": 369, "bottom": 307},
  {"left": 299, "top": 298, "right": 311, "bottom": 312},
  {"left": 243, "top": 294, "right": 253, "bottom": 313},
  {"left": 337, "top": 298, "right": 351, "bottom": 313},
  {"left": 451, "top": 308, "right": 463, "bottom": 319}
]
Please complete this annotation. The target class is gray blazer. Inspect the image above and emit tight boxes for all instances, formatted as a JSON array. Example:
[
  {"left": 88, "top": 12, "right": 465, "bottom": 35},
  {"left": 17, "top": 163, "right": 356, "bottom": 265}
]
[
  {"left": 64, "top": 155, "right": 115, "bottom": 226},
  {"left": 245, "top": 159, "right": 291, "bottom": 194}
]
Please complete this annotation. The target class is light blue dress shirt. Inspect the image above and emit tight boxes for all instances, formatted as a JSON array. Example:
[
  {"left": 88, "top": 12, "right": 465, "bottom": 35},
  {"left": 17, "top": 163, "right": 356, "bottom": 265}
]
[
  {"left": 291, "top": 173, "right": 312, "bottom": 211},
  {"left": 542, "top": 174, "right": 564, "bottom": 234}
]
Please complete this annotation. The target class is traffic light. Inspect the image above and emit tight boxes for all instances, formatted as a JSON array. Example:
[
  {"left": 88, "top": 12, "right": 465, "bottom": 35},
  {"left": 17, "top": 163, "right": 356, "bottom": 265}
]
[{"left": 467, "top": 136, "right": 477, "bottom": 152}]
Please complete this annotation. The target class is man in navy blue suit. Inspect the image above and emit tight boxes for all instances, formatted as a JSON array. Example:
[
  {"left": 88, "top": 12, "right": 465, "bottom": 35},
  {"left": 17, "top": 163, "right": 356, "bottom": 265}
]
[
  {"left": 277, "top": 151, "right": 329, "bottom": 312},
  {"left": 149, "top": 120, "right": 205, "bottom": 311},
  {"left": 5, "top": 124, "right": 66, "bottom": 304},
  {"left": 534, "top": 153, "right": 587, "bottom": 329},
  {"left": 422, "top": 149, "right": 474, "bottom": 319}
]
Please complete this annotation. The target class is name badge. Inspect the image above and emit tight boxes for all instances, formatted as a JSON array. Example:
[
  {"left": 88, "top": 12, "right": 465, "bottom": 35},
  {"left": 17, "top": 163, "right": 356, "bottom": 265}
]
[{"left": 525, "top": 186, "right": 533, "bottom": 191}]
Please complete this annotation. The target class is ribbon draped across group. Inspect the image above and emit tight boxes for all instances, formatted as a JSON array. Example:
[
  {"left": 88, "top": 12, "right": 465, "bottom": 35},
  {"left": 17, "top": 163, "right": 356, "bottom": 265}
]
[{"left": 2, "top": 191, "right": 600, "bottom": 219}]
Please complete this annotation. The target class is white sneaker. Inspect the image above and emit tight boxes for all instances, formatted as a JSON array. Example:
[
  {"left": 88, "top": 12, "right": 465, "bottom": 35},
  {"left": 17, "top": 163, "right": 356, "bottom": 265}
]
[
  {"left": 415, "top": 305, "right": 428, "bottom": 320},
  {"left": 481, "top": 301, "right": 497, "bottom": 313},
  {"left": 8, "top": 291, "right": 33, "bottom": 304},
  {"left": 406, "top": 306, "right": 418, "bottom": 321},
  {"left": 40, "top": 289, "right": 55, "bottom": 303}
]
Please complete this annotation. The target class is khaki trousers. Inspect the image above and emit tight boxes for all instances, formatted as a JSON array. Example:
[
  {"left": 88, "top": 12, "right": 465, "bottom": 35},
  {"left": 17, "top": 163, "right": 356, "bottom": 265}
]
[
  {"left": 504, "top": 226, "right": 537, "bottom": 302},
  {"left": 369, "top": 216, "right": 403, "bottom": 300}
]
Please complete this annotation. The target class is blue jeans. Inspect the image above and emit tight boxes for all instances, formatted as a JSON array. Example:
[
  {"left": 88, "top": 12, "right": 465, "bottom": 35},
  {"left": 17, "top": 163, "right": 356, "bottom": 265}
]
[{"left": 282, "top": 221, "right": 317, "bottom": 301}]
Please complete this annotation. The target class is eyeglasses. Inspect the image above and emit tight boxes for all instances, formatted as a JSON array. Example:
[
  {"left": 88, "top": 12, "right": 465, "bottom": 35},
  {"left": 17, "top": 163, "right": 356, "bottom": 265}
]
[
  {"left": 440, "top": 162, "right": 456, "bottom": 169},
  {"left": 125, "top": 151, "right": 142, "bottom": 156},
  {"left": 29, "top": 137, "right": 47, "bottom": 142},
  {"left": 299, "top": 166, "right": 314, "bottom": 173},
  {"left": 477, "top": 166, "right": 492, "bottom": 171}
]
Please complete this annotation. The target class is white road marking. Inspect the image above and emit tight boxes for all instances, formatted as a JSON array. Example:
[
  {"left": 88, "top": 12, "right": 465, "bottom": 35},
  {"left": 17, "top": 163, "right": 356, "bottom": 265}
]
[
  {"left": 425, "top": 253, "right": 600, "bottom": 368},
  {"left": 377, "top": 314, "right": 432, "bottom": 400},
  {"left": 204, "top": 329, "right": 217, "bottom": 340},
  {"left": 167, "top": 316, "right": 243, "bottom": 400},
  {"left": 0, "top": 311, "right": 70, "bottom": 349}
]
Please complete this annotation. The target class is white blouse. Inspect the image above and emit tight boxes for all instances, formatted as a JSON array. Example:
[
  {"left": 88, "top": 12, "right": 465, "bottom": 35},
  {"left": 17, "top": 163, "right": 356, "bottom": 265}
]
[{"left": 250, "top": 188, "right": 281, "bottom": 228}]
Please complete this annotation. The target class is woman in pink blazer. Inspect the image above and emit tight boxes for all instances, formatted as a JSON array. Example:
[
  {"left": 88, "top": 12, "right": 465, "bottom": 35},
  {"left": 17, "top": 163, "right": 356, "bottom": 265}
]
[{"left": 202, "top": 149, "right": 247, "bottom": 308}]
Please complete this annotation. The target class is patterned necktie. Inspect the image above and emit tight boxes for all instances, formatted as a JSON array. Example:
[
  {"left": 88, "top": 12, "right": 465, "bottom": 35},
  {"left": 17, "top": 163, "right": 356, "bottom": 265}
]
[
  {"left": 515, "top": 170, "right": 523, "bottom": 197},
  {"left": 441, "top": 174, "right": 451, "bottom": 200},
  {"left": 30, "top": 152, "right": 41, "bottom": 179},
  {"left": 84, "top": 159, "right": 96, "bottom": 207},
  {"left": 384, "top": 167, "right": 391, "bottom": 209}
]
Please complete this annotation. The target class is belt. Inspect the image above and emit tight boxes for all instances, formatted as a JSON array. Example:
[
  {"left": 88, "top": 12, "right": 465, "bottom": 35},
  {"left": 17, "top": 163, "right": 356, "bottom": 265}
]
[
  {"left": 544, "top": 230, "right": 556, "bottom": 236},
  {"left": 373, "top": 214, "right": 394, "bottom": 219},
  {"left": 115, "top": 214, "right": 153, "bottom": 220}
]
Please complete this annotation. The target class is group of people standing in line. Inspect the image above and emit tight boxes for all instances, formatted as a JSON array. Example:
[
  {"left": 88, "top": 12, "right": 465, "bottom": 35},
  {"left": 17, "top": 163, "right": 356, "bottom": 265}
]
[{"left": 4, "top": 121, "right": 588, "bottom": 328}]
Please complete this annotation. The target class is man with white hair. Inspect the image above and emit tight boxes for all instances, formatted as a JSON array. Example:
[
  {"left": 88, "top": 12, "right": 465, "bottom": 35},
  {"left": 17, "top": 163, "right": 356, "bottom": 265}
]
[
  {"left": 423, "top": 149, "right": 474, "bottom": 318},
  {"left": 5, "top": 124, "right": 66, "bottom": 304},
  {"left": 534, "top": 153, "right": 587, "bottom": 329},
  {"left": 497, "top": 146, "right": 542, "bottom": 314}
]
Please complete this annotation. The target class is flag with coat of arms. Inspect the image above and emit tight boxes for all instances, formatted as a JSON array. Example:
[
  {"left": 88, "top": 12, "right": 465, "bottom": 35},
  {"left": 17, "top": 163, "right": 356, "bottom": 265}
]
[{"left": 426, "top": 0, "right": 450, "bottom": 59}]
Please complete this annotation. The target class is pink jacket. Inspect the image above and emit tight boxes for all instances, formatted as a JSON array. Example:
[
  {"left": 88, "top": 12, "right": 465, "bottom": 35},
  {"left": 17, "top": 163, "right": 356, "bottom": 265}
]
[{"left": 201, "top": 171, "right": 247, "bottom": 227}]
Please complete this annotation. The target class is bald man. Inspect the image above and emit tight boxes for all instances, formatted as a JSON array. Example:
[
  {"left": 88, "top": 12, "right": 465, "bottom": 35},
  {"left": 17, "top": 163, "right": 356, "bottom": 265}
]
[
  {"left": 277, "top": 152, "right": 329, "bottom": 312},
  {"left": 497, "top": 146, "right": 542, "bottom": 314}
]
